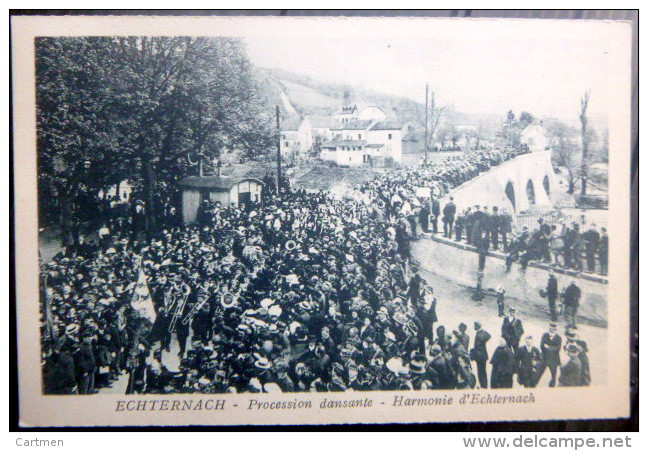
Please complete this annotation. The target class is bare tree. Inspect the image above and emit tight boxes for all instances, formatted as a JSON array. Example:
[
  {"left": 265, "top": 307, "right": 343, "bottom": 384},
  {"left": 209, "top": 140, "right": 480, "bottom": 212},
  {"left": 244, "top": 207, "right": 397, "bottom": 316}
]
[
  {"left": 408, "top": 88, "right": 447, "bottom": 151},
  {"left": 546, "top": 120, "right": 579, "bottom": 194},
  {"left": 579, "top": 90, "right": 591, "bottom": 195}
]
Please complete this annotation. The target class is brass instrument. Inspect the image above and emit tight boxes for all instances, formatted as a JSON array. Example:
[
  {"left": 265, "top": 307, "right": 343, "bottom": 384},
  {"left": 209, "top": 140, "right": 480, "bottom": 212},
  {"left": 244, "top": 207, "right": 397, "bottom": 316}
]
[{"left": 168, "top": 283, "right": 191, "bottom": 333}]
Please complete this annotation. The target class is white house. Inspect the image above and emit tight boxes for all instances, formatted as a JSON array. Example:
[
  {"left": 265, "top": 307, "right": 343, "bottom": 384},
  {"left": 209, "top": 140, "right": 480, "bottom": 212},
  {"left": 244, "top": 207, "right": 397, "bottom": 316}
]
[
  {"left": 520, "top": 121, "right": 551, "bottom": 152},
  {"left": 320, "top": 140, "right": 368, "bottom": 166},
  {"left": 320, "top": 120, "right": 403, "bottom": 167},
  {"left": 341, "top": 120, "right": 373, "bottom": 141},
  {"left": 280, "top": 116, "right": 312, "bottom": 156},
  {"left": 367, "top": 121, "right": 403, "bottom": 165}
]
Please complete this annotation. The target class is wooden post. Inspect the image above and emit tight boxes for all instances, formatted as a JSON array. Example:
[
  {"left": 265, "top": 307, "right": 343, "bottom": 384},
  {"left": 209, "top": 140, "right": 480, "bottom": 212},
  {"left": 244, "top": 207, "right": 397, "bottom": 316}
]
[{"left": 276, "top": 105, "right": 282, "bottom": 196}]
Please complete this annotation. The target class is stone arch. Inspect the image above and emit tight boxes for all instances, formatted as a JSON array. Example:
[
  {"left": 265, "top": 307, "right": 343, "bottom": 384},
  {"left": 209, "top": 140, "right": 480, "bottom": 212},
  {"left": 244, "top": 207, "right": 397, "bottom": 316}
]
[
  {"left": 543, "top": 174, "right": 551, "bottom": 198},
  {"left": 505, "top": 181, "right": 516, "bottom": 212},
  {"left": 526, "top": 179, "right": 536, "bottom": 206}
]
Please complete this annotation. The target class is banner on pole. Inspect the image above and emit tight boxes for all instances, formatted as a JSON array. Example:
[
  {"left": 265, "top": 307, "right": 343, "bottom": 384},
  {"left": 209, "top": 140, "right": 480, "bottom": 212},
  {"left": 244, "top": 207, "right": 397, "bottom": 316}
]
[{"left": 131, "top": 266, "right": 157, "bottom": 324}]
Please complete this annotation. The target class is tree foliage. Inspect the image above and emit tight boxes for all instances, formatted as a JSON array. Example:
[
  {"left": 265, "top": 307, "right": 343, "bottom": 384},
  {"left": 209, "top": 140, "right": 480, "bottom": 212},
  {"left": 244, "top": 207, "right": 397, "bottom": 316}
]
[{"left": 36, "top": 36, "right": 275, "bottom": 236}]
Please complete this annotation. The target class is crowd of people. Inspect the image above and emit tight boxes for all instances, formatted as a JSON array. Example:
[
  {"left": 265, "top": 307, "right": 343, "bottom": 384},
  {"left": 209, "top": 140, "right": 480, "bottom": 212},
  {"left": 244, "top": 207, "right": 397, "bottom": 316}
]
[{"left": 40, "top": 147, "right": 594, "bottom": 395}]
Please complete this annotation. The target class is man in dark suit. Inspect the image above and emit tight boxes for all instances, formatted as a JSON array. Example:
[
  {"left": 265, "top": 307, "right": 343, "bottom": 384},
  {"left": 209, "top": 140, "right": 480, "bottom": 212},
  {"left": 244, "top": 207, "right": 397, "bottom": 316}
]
[
  {"left": 582, "top": 223, "right": 601, "bottom": 273},
  {"left": 490, "top": 338, "right": 516, "bottom": 389},
  {"left": 464, "top": 207, "right": 474, "bottom": 244},
  {"left": 431, "top": 196, "right": 441, "bottom": 234},
  {"left": 481, "top": 206, "right": 492, "bottom": 250},
  {"left": 599, "top": 227, "right": 608, "bottom": 276},
  {"left": 491, "top": 206, "right": 501, "bottom": 250},
  {"left": 546, "top": 270, "right": 559, "bottom": 321},
  {"left": 501, "top": 306, "right": 524, "bottom": 352},
  {"left": 559, "top": 344, "right": 584, "bottom": 386},
  {"left": 470, "top": 321, "right": 491, "bottom": 389},
  {"left": 516, "top": 335, "right": 541, "bottom": 388},
  {"left": 442, "top": 197, "right": 456, "bottom": 238},
  {"left": 538, "top": 323, "right": 562, "bottom": 387},
  {"left": 563, "top": 280, "right": 581, "bottom": 329}
]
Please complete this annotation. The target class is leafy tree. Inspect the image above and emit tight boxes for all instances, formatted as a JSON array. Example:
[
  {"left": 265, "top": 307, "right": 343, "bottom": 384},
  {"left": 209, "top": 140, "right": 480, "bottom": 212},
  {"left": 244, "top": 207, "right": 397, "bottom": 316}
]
[
  {"left": 518, "top": 111, "right": 534, "bottom": 129},
  {"left": 36, "top": 36, "right": 275, "bottom": 243}
]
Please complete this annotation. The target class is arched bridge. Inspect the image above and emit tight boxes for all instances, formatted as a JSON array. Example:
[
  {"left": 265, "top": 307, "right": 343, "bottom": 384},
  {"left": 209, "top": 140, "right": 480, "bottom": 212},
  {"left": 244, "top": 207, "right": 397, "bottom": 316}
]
[{"left": 441, "top": 150, "right": 558, "bottom": 213}]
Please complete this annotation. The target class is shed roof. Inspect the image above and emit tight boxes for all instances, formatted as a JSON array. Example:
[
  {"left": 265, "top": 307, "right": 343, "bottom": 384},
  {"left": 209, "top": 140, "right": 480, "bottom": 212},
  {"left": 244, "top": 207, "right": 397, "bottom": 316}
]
[{"left": 179, "top": 176, "right": 264, "bottom": 190}]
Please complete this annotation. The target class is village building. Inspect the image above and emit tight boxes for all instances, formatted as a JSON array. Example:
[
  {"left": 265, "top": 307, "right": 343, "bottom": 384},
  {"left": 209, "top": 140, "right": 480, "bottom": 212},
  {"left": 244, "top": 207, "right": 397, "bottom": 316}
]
[
  {"left": 309, "top": 115, "right": 337, "bottom": 142},
  {"left": 280, "top": 116, "right": 312, "bottom": 157},
  {"left": 279, "top": 101, "right": 404, "bottom": 167},
  {"left": 520, "top": 121, "right": 551, "bottom": 152},
  {"left": 179, "top": 175, "right": 264, "bottom": 224},
  {"left": 335, "top": 104, "right": 358, "bottom": 124},
  {"left": 320, "top": 120, "right": 403, "bottom": 167}
]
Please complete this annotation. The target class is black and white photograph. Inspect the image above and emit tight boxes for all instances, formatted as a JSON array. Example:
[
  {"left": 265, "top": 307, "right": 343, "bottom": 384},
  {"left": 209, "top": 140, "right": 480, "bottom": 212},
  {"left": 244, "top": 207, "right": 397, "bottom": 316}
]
[{"left": 12, "top": 13, "right": 634, "bottom": 427}]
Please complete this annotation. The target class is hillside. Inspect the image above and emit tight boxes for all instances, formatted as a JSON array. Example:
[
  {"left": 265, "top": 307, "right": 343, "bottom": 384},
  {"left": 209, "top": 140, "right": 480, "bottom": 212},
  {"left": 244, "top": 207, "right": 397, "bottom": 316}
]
[{"left": 258, "top": 67, "right": 423, "bottom": 121}]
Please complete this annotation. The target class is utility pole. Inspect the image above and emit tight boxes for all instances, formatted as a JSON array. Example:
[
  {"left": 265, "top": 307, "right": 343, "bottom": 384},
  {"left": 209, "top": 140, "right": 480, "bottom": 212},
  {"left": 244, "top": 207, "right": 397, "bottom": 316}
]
[
  {"left": 424, "top": 83, "right": 429, "bottom": 166},
  {"left": 276, "top": 105, "right": 282, "bottom": 196}
]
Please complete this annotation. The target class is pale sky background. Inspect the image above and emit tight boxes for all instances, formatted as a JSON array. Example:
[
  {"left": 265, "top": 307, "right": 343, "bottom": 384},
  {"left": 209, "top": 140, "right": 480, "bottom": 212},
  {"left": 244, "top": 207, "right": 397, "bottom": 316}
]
[{"left": 244, "top": 34, "right": 610, "bottom": 124}]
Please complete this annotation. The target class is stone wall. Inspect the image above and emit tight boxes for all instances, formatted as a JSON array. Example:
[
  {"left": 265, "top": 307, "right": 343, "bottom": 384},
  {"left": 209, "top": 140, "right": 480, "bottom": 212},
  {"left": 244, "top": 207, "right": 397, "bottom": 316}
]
[{"left": 411, "top": 236, "right": 608, "bottom": 326}]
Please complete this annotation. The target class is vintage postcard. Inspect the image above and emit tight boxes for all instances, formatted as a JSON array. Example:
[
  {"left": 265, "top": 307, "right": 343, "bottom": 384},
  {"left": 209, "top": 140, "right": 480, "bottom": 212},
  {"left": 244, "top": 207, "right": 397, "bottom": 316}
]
[{"left": 12, "top": 14, "right": 633, "bottom": 427}]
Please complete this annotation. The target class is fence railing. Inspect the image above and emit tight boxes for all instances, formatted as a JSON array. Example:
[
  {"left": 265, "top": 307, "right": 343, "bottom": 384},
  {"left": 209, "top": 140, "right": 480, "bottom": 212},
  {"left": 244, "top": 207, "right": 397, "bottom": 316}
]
[{"left": 514, "top": 209, "right": 608, "bottom": 233}]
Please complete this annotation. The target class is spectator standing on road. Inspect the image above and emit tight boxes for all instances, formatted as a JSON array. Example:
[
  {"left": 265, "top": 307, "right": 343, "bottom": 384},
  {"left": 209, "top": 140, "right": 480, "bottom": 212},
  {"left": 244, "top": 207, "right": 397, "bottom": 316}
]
[
  {"left": 501, "top": 307, "right": 524, "bottom": 352},
  {"left": 490, "top": 338, "right": 516, "bottom": 389},
  {"left": 538, "top": 323, "right": 561, "bottom": 387},
  {"left": 562, "top": 279, "right": 581, "bottom": 329},
  {"left": 559, "top": 344, "right": 583, "bottom": 387},
  {"left": 545, "top": 270, "right": 559, "bottom": 322},
  {"left": 515, "top": 335, "right": 541, "bottom": 388},
  {"left": 470, "top": 321, "right": 491, "bottom": 389}
]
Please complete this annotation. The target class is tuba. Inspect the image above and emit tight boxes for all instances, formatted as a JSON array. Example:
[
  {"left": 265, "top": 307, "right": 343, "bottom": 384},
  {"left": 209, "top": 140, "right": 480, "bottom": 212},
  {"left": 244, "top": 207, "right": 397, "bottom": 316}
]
[
  {"left": 220, "top": 291, "right": 238, "bottom": 309},
  {"left": 285, "top": 240, "right": 297, "bottom": 251}
]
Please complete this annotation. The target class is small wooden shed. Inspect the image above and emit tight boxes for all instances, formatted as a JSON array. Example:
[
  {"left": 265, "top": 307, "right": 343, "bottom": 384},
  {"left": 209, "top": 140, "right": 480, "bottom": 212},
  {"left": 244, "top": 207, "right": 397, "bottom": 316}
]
[{"left": 179, "top": 175, "right": 264, "bottom": 224}]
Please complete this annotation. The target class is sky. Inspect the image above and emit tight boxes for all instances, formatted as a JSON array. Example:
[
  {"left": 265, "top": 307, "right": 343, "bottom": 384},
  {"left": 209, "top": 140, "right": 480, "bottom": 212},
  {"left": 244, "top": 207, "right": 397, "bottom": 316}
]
[{"left": 244, "top": 32, "right": 611, "bottom": 124}]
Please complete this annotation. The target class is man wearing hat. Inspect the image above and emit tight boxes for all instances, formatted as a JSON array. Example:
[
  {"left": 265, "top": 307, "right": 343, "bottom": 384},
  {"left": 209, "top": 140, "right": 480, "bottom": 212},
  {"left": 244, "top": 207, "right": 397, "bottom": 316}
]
[
  {"left": 429, "top": 344, "right": 453, "bottom": 389},
  {"left": 516, "top": 336, "right": 541, "bottom": 388},
  {"left": 562, "top": 279, "right": 581, "bottom": 330},
  {"left": 501, "top": 307, "right": 524, "bottom": 352},
  {"left": 545, "top": 270, "right": 559, "bottom": 322},
  {"left": 559, "top": 344, "right": 583, "bottom": 386},
  {"left": 470, "top": 322, "right": 491, "bottom": 389},
  {"left": 564, "top": 329, "right": 591, "bottom": 386},
  {"left": 490, "top": 338, "right": 516, "bottom": 389},
  {"left": 409, "top": 355, "right": 431, "bottom": 389},
  {"left": 538, "top": 323, "right": 562, "bottom": 387}
]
